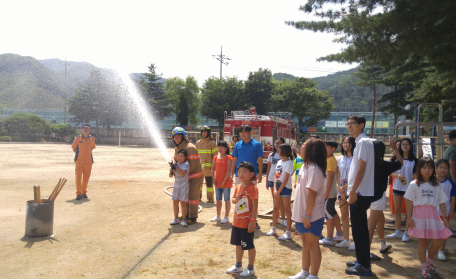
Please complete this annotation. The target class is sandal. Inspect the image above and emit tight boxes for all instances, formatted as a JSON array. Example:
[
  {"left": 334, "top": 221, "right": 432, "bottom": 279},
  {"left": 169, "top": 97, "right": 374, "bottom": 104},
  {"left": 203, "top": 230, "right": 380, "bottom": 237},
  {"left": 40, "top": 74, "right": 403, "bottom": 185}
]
[{"left": 370, "top": 253, "right": 382, "bottom": 261}]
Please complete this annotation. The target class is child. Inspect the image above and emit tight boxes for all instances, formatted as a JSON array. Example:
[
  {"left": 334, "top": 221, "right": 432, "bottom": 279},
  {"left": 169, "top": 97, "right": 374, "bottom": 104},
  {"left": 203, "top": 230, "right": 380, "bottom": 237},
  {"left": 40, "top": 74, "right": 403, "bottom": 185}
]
[
  {"left": 289, "top": 138, "right": 327, "bottom": 279},
  {"left": 169, "top": 149, "right": 190, "bottom": 227},
  {"left": 210, "top": 141, "right": 233, "bottom": 224},
  {"left": 293, "top": 142, "right": 304, "bottom": 188},
  {"left": 404, "top": 157, "right": 452, "bottom": 279},
  {"left": 226, "top": 161, "right": 259, "bottom": 277},
  {"left": 319, "top": 140, "right": 343, "bottom": 245},
  {"left": 388, "top": 138, "right": 418, "bottom": 242},
  {"left": 266, "top": 144, "right": 294, "bottom": 240},
  {"left": 434, "top": 159, "right": 456, "bottom": 261},
  {"left": 265, "top": 138, "right": 286, "bottom": 226},
  {"left": 367, "top": 140, "right": 403, "bottom": 260},
  {"left": 336, "top": 136, "right": 355, "bottom": 249}
]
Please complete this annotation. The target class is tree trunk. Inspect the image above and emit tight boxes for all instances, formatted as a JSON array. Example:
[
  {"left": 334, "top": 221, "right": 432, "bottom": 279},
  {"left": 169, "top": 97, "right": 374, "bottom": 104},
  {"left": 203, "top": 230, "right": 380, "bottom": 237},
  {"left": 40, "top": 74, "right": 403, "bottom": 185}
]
[
  {"left": 96, "top": 118, "right": 100, "bottom": 144},
  {"left": 370, "top": 83, "right": 376, "bottom": 138}
]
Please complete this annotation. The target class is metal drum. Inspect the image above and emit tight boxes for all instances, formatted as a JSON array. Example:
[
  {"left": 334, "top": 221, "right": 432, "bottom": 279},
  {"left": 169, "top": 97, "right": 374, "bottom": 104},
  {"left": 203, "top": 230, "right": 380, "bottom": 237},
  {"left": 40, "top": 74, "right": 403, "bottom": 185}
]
[{"left": 25, "top": 200, "right": 54, "bottom": 238}]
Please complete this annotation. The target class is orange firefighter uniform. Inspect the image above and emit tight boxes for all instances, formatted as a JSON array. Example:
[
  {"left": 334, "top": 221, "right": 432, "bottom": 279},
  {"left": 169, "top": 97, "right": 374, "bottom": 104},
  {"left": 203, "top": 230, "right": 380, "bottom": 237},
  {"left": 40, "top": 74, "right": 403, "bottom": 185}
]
[
  {"left": 174, "top": 139, "right": 203, "bottom": 219},
  {"left": 196, "top": 137, "right": 217, "bottom": 201},
  {"left": 71, "top": 134, "right": 96, "bottom": 196}
]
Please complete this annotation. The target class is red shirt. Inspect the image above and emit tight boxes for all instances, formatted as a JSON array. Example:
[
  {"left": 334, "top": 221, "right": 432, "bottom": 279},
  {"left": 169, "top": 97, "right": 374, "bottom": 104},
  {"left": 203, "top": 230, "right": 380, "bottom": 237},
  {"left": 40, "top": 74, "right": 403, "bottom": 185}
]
[
  {"left": 214, "top": 155, "right": 233, "bottom": 188},
  {"left": 232, "top": 183, "right": 258, "bottom": 229}
]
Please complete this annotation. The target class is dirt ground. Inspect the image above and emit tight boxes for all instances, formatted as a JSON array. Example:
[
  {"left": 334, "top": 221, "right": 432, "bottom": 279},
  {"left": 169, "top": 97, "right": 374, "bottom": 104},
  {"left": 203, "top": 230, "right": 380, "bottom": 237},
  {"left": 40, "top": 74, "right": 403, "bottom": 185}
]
[{"left": 1, "top": 143, "right": 455, "bottom": 279}]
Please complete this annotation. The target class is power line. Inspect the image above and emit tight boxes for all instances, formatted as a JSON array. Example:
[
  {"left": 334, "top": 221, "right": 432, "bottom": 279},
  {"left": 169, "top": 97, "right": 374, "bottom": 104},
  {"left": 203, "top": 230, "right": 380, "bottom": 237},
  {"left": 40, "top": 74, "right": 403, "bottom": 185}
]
[{"left": 212, "top": 46, "right": 231, "bottom": 79}]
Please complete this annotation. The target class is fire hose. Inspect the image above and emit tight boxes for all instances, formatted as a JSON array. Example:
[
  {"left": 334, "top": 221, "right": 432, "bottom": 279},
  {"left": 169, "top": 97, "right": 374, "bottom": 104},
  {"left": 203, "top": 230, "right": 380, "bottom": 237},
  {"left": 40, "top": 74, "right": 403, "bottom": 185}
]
[{"left": 164, "top": 186, "right": 202, "bottom": 213}]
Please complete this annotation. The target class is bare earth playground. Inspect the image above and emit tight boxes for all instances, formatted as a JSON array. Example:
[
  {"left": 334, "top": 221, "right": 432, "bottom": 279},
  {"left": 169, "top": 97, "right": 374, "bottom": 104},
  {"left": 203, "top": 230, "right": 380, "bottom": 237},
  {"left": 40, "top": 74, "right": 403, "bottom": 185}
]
[{"left": 1, "top": 144, "right": 456, "bottom": 278}]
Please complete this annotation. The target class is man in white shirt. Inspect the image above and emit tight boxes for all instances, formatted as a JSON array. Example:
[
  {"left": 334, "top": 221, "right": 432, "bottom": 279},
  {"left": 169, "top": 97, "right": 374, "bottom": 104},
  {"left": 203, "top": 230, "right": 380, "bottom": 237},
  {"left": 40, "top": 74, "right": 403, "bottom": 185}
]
[{"left": 345, "top": 115, "right": 375, "bottom": 276}]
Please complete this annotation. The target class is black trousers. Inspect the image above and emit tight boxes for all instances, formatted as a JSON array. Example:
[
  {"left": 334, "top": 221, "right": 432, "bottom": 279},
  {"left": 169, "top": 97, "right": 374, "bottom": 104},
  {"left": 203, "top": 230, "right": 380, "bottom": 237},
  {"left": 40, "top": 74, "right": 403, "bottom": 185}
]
[{"left": 350, "top": 196, "right": 372, "bottom": 268}]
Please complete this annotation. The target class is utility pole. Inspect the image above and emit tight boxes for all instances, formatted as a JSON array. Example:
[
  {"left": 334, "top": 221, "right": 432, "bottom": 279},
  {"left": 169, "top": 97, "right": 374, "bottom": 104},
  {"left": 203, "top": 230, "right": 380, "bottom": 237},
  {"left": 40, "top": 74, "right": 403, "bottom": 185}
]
[
  {"left": 61, "top": 57, "right": 70, "bottom": 124},
  {"left": 212, "top": 46, "right": 231, "bottom": 79}
]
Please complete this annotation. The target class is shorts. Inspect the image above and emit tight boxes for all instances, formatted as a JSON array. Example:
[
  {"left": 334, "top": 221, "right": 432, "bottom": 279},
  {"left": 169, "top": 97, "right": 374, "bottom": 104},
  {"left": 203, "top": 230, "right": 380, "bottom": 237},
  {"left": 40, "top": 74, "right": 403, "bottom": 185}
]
[
  {"left": 393, "top": 189, "right": 406, "bottom": 196},
  {"left": 370, "top": 193, "right": 387, "bottom": 211},
  {"left": 276, "top": 181, "right": 292, "bottom": 197},
  {"left": 230, "top": 226, "right": 255, "bottom": 250},
  {"left": 267, "top": 181, "right": 274, "bottom": 188},
  {"left": 325, "top": 197, "right": 337, "bottom": 219},
  {"left": 440, "top": 216, "right": 451, "bottom": 222},
  {"left": 215, "top": 187, "right": 231, "bottom": 201},
  {"left": 295, "top": 218, "right": 324, "bottom": 237}
]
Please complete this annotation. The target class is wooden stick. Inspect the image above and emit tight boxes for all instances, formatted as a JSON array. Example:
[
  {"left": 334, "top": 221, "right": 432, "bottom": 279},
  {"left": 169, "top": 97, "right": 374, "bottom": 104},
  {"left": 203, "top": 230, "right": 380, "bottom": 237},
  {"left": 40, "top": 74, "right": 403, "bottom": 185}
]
[
  {"left": 33, "top": 185, "right": 38, "bottom": 202},
  {"left": 51, "top": 178, "right": 67, "bottom": 201},
  {"left": 36, "top": 186, "right": 41, "bottom": 204},
  {"left": 49, "top": 178, "right": 62, "bottom": 201}
]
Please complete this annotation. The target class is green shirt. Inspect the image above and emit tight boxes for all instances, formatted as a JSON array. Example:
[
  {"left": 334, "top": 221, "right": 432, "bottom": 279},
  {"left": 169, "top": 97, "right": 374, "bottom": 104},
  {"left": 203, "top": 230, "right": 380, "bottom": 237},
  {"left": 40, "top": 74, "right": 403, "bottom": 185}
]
[{"left": 443, "top": 144, "right": 456, "bottom": 179}]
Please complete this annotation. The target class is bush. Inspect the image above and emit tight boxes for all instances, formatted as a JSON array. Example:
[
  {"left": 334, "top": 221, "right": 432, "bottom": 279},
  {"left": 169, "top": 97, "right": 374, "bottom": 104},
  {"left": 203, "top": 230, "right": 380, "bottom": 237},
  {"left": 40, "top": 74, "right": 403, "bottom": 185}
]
[
  {"left": 0, "top": 136, "right": 12, "bottom": 142},
  {"left": 11, "top": 136, "right": 22, "bottom": 142},
  {"left": 4, "top": 113, "right": 51, "bottom": 137},
  {"left": 0, "top": 128, "right": 8, "bottom": 136}
]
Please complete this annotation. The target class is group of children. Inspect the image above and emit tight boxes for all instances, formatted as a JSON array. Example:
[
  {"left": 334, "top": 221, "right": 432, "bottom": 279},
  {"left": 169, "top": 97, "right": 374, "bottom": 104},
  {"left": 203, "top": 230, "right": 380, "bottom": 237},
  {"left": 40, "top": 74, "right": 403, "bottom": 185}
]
[{"left": 169, "top": 127, "right": 455, "bottom": 278}]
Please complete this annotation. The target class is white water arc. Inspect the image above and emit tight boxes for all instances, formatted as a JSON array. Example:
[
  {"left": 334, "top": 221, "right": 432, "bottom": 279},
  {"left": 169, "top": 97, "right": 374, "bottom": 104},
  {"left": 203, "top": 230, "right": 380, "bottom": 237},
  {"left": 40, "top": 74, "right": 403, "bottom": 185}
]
[{"left": 118, "top": 72, "right": 172, "bottom": 163}]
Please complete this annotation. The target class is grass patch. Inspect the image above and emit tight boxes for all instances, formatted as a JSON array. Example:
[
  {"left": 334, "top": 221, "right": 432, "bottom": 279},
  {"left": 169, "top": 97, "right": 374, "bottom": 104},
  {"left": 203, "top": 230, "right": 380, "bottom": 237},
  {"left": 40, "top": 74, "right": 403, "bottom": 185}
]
[
  {"left": 257, "top": 258, "right": 270, "bottom": 269},
  {"left": 207, "top": 259, "right": 219, "bottom": 267},
  {"left": 279, "top": 264, "right": 299, "bottom": 276}
]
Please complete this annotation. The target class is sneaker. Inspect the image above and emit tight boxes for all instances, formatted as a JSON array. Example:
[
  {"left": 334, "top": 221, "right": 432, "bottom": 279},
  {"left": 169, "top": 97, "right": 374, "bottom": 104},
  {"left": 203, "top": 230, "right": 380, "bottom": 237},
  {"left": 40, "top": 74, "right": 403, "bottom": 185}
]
[
  {"left": 438, "top": 251, "right": 446, "bottom": 261},
  {"left": 76, "top": 195, "right": 82, "bottom": 200},
  {"left": 348, "top": 242, "right": 356, "bottom": 251},
  {"left": 266, "top": 228, "right": 277, "bottom": 236},
  {"left": 370, "top": 253, "right": 381, "bottom": 261},
  {"left": 289, "top": 272, "right": 309, "bottom": 279},
  {"left": 345, "top": 263, "right": 372, "bottom": 276},
  {"left": 334, "top": 234, "right": 344, "bottom": 242},
  {"left": 226, "top": 265, "right": 243, "bottom": 274},
  {"left": 211, "top": 216, "right": 221, "bottom": 222},
  {"left": 170, "top": 218, "right": 180, "bottom": 225},
  {"left": 281, "top": 219, "right": 287, "bottom": 227},
  {"left": 346, "top": 260, "right": 357, "bottom": 267},
  {"left": 240, "top": 267, "right": 255, "bottom": 277},
  {"left": 181, "top": 220, "right": 187, "bottom": 227},
  {"left": 319, "top": 238, "right": 334, "bottom": 245},
  {"left": 387, "top": 232, "right": 402, "bottom": 239},
  {"left": 335, "top": 240, "right": 352, "bottom": 248},
  {"left": 82, "top": 194, "right": 88, "bottom": 198},
  {"left": 256, "top": 223, "right": 261, "bottom": 229},
  {"left": 421, "top": 270, "right": 431, "bottom": 279},
  {"left": 279, "top": 232, "right": 292, "bottom": 240},
  {"left": 380, "top": 243, "right": 392, "bottom": 254},
  {"left": 220, "top": 216, "right": 229, "bottom": 224},
  {"left": 207, "top": 199, "right": 215, "bottom": 203},
  {"left": 402, "top": 234, "right": 410, "bottom": 242},
  {"left": 429, "top": 264, "right": 438, "bottom": 275},
  {"left": 319, "top": 234, "right": 325, "bottom": 240}
]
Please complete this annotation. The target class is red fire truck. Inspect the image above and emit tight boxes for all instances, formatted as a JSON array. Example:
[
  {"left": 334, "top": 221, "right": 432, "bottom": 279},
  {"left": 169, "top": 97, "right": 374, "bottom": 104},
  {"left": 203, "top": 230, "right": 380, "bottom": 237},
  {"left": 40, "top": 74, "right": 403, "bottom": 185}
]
[{"left": 224, "top": 108, "right": 297, "bottom": 167}]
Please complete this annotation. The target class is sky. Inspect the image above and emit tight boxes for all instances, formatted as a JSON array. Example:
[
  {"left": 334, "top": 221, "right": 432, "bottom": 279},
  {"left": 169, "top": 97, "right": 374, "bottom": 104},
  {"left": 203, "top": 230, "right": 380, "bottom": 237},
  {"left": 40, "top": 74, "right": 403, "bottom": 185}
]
[{"left": 1, "top": 0, "right": 356, "bottom": 85}]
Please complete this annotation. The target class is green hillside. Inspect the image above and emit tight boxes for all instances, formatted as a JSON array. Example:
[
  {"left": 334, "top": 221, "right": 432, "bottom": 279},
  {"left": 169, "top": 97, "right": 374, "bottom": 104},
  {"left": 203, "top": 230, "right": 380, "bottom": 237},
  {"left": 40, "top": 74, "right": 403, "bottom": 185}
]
[
  {"left": 273, "top": 68, "right": 390, "bottom": 112},
  {"left": 0, "top": 54, "right": 64, "bottom": 109}
]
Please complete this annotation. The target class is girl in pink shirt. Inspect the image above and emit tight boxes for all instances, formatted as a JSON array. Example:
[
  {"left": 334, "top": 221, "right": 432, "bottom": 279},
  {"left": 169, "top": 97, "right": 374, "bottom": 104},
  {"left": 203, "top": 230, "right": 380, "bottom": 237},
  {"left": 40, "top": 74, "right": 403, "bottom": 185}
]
[{"left": 289, "top": 138, "right": 327, "bottom": 279}]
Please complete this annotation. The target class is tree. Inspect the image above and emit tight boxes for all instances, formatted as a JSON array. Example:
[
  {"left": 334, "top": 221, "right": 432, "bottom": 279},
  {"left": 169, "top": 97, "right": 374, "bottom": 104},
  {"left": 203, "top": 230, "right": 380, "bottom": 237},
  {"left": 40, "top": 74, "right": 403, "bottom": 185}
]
[
  {"left": 136, "top": 64, "right": 172, "bottom": 119},
  {"left": 287, "top": 0, "right": 456, "bottom": 120},
  {"left": 165, "top": 76, "right": 200, "bottom": 126},
  {"left": 201, "top": 76, "right": 247, "bottom": 128},
  {"left": 68, "top": 70, "right": 128, "bottom": 136},
  {"left": 51, "top": 124, "right": 76, "bottom": 141},
  {"left": 4, "top": 113, "right": 51, "bottom": 141},
  {"left": 270, "top": 78, "right": 334, "bottom": 128},
  {"left": 354, "top": 65, "right": 384, "bottom": 137},
  {"left": 245, "top": 68, "right": 274, "bottom": 115}
]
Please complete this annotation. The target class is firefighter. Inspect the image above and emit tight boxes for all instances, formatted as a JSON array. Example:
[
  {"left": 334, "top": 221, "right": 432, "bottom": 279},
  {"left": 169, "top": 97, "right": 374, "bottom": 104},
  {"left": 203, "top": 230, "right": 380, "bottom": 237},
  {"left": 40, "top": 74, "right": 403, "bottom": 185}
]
[
  {"left": 172, "top": 127, "right": 203, "bottom": 224},
  {"left": 71, "top": 123, "right": 96, "bottom": 200},
  {"left": 229, "top": 135, "right": 239, "bottom": 153},
  {"left": 196, "top": 125, "right": 218, "bottom": 203}
]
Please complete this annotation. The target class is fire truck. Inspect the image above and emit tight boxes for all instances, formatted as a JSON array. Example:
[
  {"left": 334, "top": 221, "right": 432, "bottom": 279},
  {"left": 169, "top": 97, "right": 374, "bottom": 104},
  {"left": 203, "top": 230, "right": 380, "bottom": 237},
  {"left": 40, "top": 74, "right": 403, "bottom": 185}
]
[{"left": 224, "top": 108, "right": 297, "bottom": 168}]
